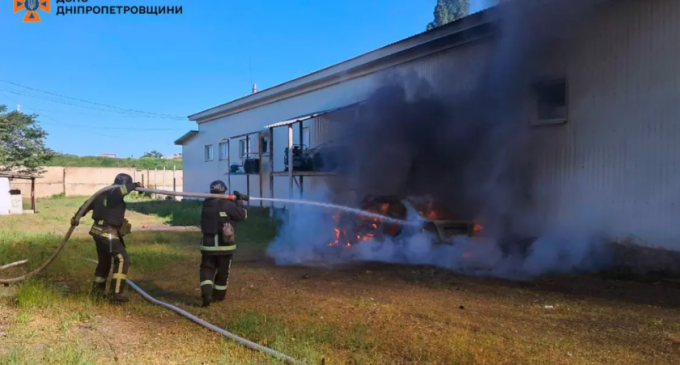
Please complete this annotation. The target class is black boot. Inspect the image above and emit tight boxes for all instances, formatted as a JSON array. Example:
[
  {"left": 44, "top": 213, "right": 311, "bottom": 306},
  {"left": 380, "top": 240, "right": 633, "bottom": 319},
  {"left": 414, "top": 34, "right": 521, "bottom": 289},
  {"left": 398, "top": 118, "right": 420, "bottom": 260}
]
[
  {"left": 90, "top": 281, "right": 107, "bottom": 299},
  {"left": 201, "top": 295, "right": 212, "bottom": 308},
  {"left": 212, "top": 288, "right": 226, "bottom": 302},
  {"left": 110, "top": 279, "right": 129, "bottom": 303},
  {"left": 201, "top": 284, "right": 213, "bottom": 307}
]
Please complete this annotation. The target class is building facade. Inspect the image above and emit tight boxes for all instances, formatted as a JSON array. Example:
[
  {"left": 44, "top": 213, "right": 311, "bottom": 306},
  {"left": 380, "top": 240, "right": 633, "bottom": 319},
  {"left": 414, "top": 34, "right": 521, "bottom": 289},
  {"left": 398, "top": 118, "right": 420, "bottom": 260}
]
[{"left": 178, "top": 0, "right": 680, "bottom": 247}]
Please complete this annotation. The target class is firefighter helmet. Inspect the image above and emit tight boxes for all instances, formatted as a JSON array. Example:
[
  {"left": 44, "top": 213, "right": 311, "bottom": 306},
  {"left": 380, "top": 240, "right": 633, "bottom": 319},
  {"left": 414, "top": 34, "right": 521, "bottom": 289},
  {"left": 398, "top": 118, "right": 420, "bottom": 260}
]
[
  {"left": 113, "top": 173, "right": 133, "bottom": 185},
  {"left": 209, "top": 180, "right": 227, "bottom": 194}
]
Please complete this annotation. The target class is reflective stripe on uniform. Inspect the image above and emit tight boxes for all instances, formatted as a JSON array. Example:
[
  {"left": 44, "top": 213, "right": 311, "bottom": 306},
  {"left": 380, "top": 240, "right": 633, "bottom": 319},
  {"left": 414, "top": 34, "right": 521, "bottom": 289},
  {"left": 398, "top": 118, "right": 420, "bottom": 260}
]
[
  {"left": 120, "top": 185, "right": 128, "bottom": 195},
  {"left": 200, "top": 280, "right": 213, "bottom": 287},
  {"left": 114, "top": 254, "right": 125, "bottom": 294},
  {"left": 214, "top": 284, "right": 227, "bottom": 291},
  {"left": 93, "top": 276, "right": 107, "bottom": 283},
  {"left": 219, "top": 212, "right": 228, "bottom": 217},
  {"left": 200, "top": 245, "right": 236, "bottom": 252},
  {"left": 224, "top": 259, "right": 232, "bottom": 290},
  {"left": 244, "top": 209, "right": 247, "bottom": 219}
]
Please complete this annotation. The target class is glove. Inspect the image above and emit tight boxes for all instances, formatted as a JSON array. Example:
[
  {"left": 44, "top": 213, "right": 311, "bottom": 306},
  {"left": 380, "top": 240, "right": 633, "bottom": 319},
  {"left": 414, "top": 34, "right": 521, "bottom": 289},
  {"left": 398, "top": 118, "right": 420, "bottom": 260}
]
[
  {"left": 134, "top": 182, "right": 144, "bottom": 188},
  {"left": 233, "top": 191, "right": 243, "bottom": 200},
  {"left": 71, "top": 215, "right": 80, "bottom": 227}
]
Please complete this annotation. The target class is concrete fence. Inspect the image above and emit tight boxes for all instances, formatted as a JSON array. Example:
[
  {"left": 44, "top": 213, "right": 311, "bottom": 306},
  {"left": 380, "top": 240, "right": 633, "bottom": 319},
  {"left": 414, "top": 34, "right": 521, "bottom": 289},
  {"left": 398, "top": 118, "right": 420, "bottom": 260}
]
[{"left": 9, "top": 167, "right": 184, "bottom": 199}]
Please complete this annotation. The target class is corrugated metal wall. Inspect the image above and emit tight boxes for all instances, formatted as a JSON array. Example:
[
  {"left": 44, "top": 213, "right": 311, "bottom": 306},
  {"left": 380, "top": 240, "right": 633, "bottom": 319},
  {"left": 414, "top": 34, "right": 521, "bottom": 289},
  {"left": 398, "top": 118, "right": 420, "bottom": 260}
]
[{"left": 530, "top": 0, "right": 680, "bottom": 246}]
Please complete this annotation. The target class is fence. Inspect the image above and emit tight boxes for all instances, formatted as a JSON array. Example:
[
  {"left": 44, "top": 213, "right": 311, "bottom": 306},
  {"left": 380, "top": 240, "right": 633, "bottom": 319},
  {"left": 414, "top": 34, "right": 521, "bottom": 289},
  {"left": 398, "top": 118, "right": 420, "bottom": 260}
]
[{"left": 9, "top": 166, "right": 184, "bottom": 199}]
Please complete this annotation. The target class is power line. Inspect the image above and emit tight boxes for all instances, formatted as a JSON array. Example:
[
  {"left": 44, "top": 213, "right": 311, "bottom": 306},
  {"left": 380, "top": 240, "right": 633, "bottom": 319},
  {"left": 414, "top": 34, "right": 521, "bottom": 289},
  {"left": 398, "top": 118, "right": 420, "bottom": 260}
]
[
  {"left": 0, "top": 80, "right": 187, "bottom": 120},
  {"left": 0, "top": 88, "right": 185, "bottom": 120},
  {"left": 21, "top": 106, "right": 186, "bottom": 131},
  {"left": 0, "top": 95, "right": 188, "bottom": 133}
]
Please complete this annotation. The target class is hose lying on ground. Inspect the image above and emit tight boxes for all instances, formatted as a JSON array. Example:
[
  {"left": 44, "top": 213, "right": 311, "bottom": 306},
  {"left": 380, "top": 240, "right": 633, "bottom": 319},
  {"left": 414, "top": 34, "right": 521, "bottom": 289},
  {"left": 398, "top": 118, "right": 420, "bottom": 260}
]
[
  {"left": 84, "top": 258, "right": 304, "bottom": 365},
  {"left": 0, "top": 185, "right": 119, "bottom": 285},
  {"left": 128, "top": 280, "right": 305, "bottom": 365},
  {"left": 0, "top": 260, "right": 29, "bottom": 271},
  {"left": 0, "top": 184, "right": 304, "bottom": 364}
]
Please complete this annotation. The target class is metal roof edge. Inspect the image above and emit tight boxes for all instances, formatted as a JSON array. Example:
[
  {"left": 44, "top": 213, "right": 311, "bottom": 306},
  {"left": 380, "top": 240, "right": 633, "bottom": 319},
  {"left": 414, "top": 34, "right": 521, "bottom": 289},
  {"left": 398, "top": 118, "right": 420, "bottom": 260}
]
[
  {"left": 174, "top": 130, "right": 199, "bottom": 145},
  {"left": 264, "top": 100, "right": 366, "bottom": 129}
]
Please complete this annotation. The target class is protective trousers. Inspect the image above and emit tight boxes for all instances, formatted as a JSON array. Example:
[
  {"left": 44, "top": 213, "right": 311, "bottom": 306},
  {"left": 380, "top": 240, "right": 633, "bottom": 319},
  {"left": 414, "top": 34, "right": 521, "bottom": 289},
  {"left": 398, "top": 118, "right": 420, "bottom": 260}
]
[
  {"left": 92, "top": 233, "right": 130, "bottom": 296},
  {"left": 199, "top": 254, "right": 233, "bottom": 302}
]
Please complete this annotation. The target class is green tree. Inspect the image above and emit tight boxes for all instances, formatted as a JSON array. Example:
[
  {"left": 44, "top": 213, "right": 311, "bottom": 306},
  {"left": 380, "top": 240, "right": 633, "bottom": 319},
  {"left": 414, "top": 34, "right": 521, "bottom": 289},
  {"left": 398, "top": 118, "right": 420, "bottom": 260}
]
[
  {"left": 0, "top": 105, "right": 55, "bottom": 175},
  {"left": 427, "top": 0, "right": 470, "bottom": 30},
  {"left": 142, "top": 150, "right": 164, "bottom": 159}
]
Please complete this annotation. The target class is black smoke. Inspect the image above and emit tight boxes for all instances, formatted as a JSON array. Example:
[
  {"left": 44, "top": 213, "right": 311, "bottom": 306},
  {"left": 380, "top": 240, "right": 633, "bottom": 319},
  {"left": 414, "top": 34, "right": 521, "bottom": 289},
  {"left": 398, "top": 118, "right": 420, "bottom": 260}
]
[{"left": 267, "top": 0, "right": 617, "bottom": 277}]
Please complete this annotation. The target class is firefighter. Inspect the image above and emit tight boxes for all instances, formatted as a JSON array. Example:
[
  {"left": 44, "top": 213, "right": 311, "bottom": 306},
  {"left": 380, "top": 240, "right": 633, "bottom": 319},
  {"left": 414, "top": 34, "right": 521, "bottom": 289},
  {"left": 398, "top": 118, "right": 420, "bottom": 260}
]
[
  {"left": 71, "top": 173, "right": 142, "bottom": 303},
  {"left": 199, "top": 180, "right": 248, "bottom": 307}
]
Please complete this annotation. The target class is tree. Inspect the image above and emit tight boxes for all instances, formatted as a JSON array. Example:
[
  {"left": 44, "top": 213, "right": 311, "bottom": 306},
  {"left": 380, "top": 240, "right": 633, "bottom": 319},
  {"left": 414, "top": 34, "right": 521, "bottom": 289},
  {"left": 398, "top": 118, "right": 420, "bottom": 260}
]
[
  {"left": 142, "top": 150, "right": 164, "bottom": 159},
  {"left": 427, "top": 0, "right": 470, "bottom": 30},
  {"left": 0, "top": 105, "right": 55, "bottom": 175}
]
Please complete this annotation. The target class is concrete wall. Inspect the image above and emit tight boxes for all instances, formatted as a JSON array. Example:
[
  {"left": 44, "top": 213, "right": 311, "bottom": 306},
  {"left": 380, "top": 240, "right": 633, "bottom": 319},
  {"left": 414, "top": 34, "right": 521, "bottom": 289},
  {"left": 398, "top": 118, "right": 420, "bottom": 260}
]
[{"left": 9, "top": 167, "right": 184, "bottom": 198}]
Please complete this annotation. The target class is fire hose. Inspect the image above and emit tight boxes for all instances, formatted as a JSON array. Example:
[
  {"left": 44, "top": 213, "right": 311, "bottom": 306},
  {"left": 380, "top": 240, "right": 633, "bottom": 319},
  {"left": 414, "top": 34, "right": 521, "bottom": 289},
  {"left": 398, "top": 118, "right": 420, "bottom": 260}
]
[
  {"left": 0, "top": 185, "right": 411, "bottom": 363},
  {"left": 78, "top": 256, "right": 305, "bottom": 365}
]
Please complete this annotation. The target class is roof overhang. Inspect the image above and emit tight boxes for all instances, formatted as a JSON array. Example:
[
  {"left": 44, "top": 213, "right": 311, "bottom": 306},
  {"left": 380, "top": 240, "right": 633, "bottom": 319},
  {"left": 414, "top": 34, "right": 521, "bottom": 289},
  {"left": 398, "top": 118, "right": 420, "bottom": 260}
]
[
  {"left": 188, "top": 8, "right": 496, "bottom": 124},
  {"left": 221, "top": 130, "right": 269, "bottom": 141},
  {"left": 264, "top": 101, "right": 366, "bottom": 129},
  {"left": 174, "top": 130, "right": 199, "bottom": 145}
]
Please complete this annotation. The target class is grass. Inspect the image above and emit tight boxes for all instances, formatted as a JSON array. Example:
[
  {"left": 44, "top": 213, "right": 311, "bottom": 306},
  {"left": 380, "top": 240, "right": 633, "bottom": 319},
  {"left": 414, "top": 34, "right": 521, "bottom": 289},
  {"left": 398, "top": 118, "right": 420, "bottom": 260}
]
[
  {"left": 1, "top": 196, "right": 680, "bottom": 364},
  {"left": 46, "top": 154, "right": 183, "bottom": 170}
]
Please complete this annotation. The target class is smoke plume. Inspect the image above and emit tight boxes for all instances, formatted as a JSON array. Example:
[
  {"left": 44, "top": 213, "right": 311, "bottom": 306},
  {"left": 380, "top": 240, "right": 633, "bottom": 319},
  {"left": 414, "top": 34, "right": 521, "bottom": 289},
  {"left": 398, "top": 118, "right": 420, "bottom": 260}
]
[{"left": 267, "top": 0, "right": 621, "bottom": 278}]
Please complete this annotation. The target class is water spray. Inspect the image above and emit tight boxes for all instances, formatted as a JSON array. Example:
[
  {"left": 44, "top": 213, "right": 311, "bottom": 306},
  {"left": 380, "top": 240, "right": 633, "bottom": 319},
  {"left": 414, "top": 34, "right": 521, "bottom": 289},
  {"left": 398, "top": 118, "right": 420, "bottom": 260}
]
[{"left": 136, "top": 188, "right": 422, "bottom": 226}]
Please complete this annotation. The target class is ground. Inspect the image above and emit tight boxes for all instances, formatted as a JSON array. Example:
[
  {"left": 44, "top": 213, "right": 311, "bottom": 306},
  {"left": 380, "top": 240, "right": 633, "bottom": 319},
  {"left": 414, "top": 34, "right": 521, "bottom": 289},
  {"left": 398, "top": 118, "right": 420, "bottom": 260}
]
[{"left": 1, "top": 195, "right": 680, "bottom": 365}]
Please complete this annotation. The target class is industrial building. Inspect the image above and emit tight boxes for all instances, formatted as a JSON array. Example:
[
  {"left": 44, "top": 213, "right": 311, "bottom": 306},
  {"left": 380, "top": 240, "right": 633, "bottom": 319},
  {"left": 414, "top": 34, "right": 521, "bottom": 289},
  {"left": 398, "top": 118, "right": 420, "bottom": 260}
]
[{"left": 178, "top": 0, "right": 680, "bottom": 247}]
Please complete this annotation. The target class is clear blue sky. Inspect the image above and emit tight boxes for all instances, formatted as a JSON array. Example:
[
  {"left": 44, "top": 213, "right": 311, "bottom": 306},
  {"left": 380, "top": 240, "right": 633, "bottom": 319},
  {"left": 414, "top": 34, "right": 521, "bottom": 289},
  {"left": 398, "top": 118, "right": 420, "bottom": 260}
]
[{"left": 0, "top": 0, "right": 489, "bottom": 158}]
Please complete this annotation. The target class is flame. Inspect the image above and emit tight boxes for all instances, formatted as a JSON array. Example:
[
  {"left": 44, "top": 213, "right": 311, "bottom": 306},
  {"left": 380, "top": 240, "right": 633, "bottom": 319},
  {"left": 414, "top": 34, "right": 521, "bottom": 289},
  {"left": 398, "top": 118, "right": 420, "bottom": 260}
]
[
  {"left": 472, "top": 224, "right": 483, "bottom": 236},
  {"left": 425, "top": 210, "right": 439, "bottom": 220}
]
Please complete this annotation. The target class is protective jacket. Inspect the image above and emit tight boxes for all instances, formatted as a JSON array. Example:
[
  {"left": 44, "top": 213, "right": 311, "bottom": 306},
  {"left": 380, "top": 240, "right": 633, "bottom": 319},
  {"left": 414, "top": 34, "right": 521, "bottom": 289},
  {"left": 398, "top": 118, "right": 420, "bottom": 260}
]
[
  {"left": 200, "top": 198, "right": 247, "bottom": 255},
  {"left": 82, "top": 182, "right": 137, "bottom": 236}
]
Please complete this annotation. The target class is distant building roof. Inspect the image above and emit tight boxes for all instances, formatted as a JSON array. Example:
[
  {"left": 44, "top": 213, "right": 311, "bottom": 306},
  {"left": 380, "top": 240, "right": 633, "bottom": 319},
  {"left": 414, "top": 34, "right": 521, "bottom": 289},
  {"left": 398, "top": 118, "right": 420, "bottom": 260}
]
[{"left": 174, "top": 130, "right": 199, "bottom": 145}]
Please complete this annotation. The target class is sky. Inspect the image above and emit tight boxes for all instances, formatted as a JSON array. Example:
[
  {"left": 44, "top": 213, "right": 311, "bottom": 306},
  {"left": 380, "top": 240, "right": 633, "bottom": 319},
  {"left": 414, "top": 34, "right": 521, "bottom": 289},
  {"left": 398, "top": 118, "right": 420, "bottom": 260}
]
[{"left": 0, "top": 0, "right": 490, "bottom": 158}]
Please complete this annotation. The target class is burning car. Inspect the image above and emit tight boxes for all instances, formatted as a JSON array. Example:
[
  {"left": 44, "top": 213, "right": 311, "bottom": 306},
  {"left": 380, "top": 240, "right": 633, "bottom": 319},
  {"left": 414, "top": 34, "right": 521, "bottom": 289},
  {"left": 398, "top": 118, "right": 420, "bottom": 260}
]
[{"left": 327, "top": 194, "right": 483, "bottom": 248}]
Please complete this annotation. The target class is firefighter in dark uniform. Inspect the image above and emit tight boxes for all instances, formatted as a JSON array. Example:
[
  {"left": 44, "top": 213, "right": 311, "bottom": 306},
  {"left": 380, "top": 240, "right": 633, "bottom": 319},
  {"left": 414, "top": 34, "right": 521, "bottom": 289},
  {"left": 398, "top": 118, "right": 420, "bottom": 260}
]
[
  {"left": 199, "top": 180, "right": 248, "bottom": 307},
  {"left": 71, "top": 173, "right": 142, "bottom": 303}
]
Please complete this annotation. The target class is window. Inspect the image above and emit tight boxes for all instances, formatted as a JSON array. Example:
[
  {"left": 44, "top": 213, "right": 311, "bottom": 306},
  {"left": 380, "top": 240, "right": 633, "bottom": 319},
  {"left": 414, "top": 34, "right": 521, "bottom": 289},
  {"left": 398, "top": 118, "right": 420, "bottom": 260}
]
[
  {"left": 204, "top": 144, "right": 214, "bottom": 161},
  {"left": 302, "top": 127, "right": 310, "bottom": 147},
  {"left": 219, "top": 142, "right": 228, "bottom": 161},
  {"left": 532, "top": 78, "right": 567, "bottom": 125},
  {"left": 239, "top": 139, "right": 249, "bottom": 159},
  {"left": 260, "top": 136, "right": 269, "bottom": 154}
]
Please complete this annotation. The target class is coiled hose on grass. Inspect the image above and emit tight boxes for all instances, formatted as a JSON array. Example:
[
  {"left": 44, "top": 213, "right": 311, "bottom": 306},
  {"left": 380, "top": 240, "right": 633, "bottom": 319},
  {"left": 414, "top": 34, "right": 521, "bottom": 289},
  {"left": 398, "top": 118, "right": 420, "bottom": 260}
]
[
  {"left": 0, "top": 185, "right": 305, "bottom": 364},
  {"left": 0, "top": 184, "right": 119, "bottom": 285}
]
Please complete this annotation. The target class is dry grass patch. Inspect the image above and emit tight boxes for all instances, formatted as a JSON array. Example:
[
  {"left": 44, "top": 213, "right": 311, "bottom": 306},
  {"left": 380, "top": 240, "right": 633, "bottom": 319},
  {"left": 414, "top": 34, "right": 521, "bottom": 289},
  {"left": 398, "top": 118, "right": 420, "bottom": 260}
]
[{"left": 2, "top": 196, "right": 680, "bottom": 364}]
